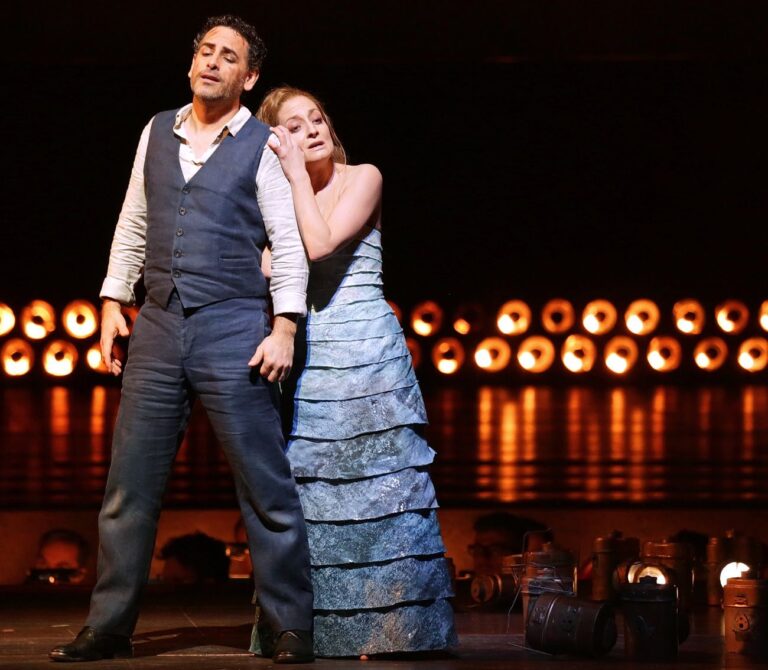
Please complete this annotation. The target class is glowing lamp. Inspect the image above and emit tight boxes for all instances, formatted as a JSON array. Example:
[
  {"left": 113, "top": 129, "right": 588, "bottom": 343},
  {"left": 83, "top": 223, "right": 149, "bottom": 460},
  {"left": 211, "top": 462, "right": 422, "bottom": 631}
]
[
  {"left": 604, "top": 336, "right": 639, "bottom": 374},
  {"left": 738, "top": 338, "right": 768, "bottom": 372},
  {"left": 716, "top": 300, "right": 749, "bottom": 334},
  {"left": 86, "top": 343, "right": 110, "bottom": 374},
  {"left": 673, "top": 300, "right": 705, "bottom": 335},
  {"left": 386, "top": 300, "right": 402, "bottom": 323},
  {"left": 706, "top": 531, "right": 764, "bottom": 606},
  {"left": 694, "top": 338, "right": 728, "bottom": 371},
  {"left": 474, "top": 337, "right": 512, "bottom": 372},
  {"left": 561, "top": 335, "right": 597, "bottom": 373},
  {"left": 42, "top": 340, "right": 78, "bottom": 377},
  {"left": 62, "top": 300, "right": 99, "bottom": 339},
  {"left": 647, "top": 337, "right": 682, "bottom": 372},
  {"left": 431, "top": 338, "right": 465, "bottom": 375},
  {"left": 517, "top": 336, "right": 555, "bottom": 373},
  {"left": 496, "top": 300, "right": 531, "bottom": 335},
  {"left": 452, "top": 303, "right": 484, "bottom": 335},
  {"left": 1, "top": 339, "right": 34, "bottom": 376},
  {"left": 410, "top": 301, "right": 443, "bottom": 337},
  {"left": 759, "top": 301, "right": 768, "bottom": 332},
  {"left": 582, "top": 300, "right": 617, "bottom": 335},
  {"left": 625, "top": 300, "right": 660, "bottom": 335},
  {"left": 21, "top": 300, "right": 56, "bottom": 340},
  {"left": 542, "top": 299, "right": 575, "bottom": 334},
  {"left": 0, "top": 303, "right": 15, "bottom": 336},
  {"left": 405, "top": 337, "right": 422, "bottom": 369}
]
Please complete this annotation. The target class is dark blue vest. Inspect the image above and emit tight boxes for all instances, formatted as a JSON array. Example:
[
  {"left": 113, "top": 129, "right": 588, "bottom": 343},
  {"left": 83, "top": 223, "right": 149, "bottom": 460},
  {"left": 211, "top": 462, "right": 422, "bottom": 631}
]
[{"left": 143, "top": 109, "right": 271, "bottom": 309}]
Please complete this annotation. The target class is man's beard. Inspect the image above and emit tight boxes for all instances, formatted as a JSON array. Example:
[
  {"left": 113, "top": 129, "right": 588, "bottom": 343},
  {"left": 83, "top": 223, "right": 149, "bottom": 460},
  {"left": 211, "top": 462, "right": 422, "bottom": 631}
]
[{"left": 192, "top": 76, "right": 241, "bottom": 103}]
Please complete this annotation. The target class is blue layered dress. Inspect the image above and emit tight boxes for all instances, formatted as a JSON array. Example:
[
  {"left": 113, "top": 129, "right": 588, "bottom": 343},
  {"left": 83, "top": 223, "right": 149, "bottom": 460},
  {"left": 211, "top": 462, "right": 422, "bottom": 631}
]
[{"left": 254, "top": 227, "right": 457, "bottom": 657}]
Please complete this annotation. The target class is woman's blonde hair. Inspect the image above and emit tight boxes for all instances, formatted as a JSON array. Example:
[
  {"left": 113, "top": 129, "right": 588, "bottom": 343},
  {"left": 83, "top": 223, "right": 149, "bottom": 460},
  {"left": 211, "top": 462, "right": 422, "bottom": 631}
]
[{"left": 257, "top": 86, "right": 347, "bottom": 164}]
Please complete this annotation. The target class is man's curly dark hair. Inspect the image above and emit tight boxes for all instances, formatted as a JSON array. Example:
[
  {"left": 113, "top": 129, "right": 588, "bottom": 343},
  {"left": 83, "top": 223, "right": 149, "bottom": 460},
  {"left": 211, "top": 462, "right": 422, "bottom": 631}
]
[{"left": 193, "top": 15, "right": 267, "bottom": 72}]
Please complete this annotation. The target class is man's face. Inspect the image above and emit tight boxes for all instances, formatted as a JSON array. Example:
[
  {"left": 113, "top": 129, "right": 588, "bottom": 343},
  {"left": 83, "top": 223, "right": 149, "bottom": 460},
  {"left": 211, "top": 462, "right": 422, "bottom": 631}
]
[{"left": 188, "top": 26, "right": 258, "bottom": 103}]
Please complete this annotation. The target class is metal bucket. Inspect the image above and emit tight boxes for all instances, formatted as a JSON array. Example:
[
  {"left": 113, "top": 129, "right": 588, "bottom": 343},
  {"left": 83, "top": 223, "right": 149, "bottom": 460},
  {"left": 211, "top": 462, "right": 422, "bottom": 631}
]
[{"left": 525, "top": 592, "right": 616, "bottom": 656}]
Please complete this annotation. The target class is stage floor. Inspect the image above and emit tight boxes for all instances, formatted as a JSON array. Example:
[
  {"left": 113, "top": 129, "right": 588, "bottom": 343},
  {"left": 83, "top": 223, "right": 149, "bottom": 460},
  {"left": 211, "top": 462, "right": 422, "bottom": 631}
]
[{"left": 0, "top": 584, "right": 758, "bottom": 669}]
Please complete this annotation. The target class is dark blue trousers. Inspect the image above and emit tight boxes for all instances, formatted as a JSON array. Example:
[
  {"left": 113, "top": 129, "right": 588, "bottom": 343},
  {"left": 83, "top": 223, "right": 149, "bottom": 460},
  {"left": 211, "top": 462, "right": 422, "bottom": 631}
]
[{"left": 86, "top": 293, "right": 313, "bottom": 636}]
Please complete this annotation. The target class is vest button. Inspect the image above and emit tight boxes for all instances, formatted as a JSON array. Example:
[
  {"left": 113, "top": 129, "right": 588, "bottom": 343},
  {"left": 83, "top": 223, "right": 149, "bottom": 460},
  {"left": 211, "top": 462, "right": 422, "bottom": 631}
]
[
  {"left": 179, "top": 207, "right": 186, "bottom": 215},
  {"left": 173, "top": 270, "right": 181, "bottom": 278},
  {"left": 174, "top": 250, "right": 183, "bottom": 258},
  {"left": 176, "top": 228, "right": 184, "bottom": 236},
  {"left": 182, "top": 186, "right": 191, "bottom": 194}
]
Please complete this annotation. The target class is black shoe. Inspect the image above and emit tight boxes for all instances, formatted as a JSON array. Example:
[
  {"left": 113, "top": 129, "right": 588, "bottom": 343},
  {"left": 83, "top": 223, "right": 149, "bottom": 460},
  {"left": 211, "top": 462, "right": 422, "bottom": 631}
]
[
  {"left": 49, "top": 626, "right": 132, "bottom": 662},
  {"left": 273, "top": 629, "right": 314, "bottom": 664}
]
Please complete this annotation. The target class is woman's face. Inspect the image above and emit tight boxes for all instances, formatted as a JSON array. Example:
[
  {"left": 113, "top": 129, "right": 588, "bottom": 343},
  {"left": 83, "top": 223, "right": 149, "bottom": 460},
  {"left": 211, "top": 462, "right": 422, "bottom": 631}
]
[{"left": 277, "top": 95, "right": 334, "bottom": 163}]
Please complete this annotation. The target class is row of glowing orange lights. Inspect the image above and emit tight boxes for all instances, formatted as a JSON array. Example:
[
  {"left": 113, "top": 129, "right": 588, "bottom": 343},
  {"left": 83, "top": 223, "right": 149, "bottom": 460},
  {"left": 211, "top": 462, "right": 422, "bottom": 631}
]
[
  {"left": 407, "top": 299, "right": 768, "bottom": 338},
  {"left": 420, "top": 334, "right": 768, "bottom": 375},
  {"left": 0, "top": 300, "right": 122, "bottom": 377}
]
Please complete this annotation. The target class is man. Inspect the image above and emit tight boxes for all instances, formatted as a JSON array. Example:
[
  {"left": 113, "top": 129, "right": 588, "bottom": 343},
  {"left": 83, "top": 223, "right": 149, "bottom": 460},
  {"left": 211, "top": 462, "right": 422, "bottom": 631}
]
[
  {"left": 28, "top": 529, "right": 90, "bottom": 585},
  {"left": 50, "top": 15, "right": 314, "bottom": 664}
]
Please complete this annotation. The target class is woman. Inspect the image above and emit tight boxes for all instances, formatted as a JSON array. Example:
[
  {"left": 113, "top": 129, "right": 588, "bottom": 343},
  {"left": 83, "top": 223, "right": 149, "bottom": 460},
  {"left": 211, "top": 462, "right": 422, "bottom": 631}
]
[{"left": 254, "top": 87, "right": 457, "bottom": 657}]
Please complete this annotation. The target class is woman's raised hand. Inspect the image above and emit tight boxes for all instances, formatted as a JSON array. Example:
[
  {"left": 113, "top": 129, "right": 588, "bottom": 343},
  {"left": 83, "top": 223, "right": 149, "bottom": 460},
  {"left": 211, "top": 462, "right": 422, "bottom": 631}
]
[{"left": 267, "top": 125, "right": 308, "bottom": 184}]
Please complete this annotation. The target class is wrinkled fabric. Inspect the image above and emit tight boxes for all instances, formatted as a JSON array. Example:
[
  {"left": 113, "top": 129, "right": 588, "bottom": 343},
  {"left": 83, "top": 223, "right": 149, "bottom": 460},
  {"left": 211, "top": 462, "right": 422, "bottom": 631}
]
[
  {"left": 252, "top": 228, "right": 455, "bottom": 657},
  {"left": 306, "top": 510, "right": 445, "bottom": 566}
]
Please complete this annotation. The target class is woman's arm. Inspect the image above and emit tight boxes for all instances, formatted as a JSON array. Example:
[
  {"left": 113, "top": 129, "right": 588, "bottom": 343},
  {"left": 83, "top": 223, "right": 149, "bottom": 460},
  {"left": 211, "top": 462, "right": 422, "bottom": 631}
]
[{"left": 268, "top": 126, "right": 382, "bottom": 261}]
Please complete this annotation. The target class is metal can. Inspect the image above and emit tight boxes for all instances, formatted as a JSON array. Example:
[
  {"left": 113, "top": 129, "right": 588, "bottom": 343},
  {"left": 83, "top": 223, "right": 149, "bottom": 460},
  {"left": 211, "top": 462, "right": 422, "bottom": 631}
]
[
  {"left": 470, "top": 553, "right": 523, "bottom": 606},
  {"left": 723, "top": 577, "right": 768, "bottom": 659},
  {"left": 526, "top": 592, "right": 617, "bottom": 656},
  {"left": 521, "top": 543, "right": 577, "bottom": 631},
  {"left": 592, "top": 532, "right": 640, "bottom": 602},
  {"left": 621, "top": 576, "right": 679, "bottom": 661}
]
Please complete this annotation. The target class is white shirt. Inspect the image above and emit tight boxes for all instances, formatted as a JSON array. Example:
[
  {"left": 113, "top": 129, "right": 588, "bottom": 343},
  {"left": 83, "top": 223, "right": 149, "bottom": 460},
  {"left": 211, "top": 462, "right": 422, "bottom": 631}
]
[{"left": 100, "top": 104, "right": 308, "bottom": 316}]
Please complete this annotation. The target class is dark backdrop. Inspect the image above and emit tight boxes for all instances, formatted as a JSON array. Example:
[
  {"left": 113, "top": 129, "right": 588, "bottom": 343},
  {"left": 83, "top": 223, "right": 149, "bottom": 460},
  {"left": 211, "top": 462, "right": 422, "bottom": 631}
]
[{"left": 2, "top": 1, "right": 767, "bottom": 309}]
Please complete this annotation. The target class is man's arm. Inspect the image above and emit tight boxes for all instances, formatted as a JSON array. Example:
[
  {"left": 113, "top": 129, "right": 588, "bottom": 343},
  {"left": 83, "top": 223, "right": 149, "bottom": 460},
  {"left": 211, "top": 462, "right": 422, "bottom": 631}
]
[
  {"left": 99, "top": 119, "right": 153, "bottom": 375},
  {"left": 249, "top": 142, "right": 309, "bottom": 382}
]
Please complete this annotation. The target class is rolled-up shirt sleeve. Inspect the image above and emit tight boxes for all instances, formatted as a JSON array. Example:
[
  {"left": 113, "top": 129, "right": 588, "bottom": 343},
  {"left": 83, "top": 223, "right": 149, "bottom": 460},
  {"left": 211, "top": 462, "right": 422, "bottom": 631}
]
[
  {"left": 257, "top": 142, "right": 309, "bottom": 316},
  {"left": 99, "top": 119, "right": 153, "bottom": 305}
]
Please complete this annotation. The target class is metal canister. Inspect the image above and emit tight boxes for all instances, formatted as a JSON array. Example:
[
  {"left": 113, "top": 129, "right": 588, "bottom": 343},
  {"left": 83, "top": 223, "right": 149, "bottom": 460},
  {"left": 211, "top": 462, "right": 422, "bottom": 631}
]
[
  {"left": 641, "top": 539, "right": 694, "bottom": 614},
  {"left": 470, "top": 553, "right": 522, "bottom": 606},
  {"left": 526, "top": 593, "right": 617, "bottom": 656},
  {"left": 592, "top": 532, "right": 640, "bottom": 602},
  {"left": 706, "top": 535, "right": 727, "bottom": 606},
  {"left": 521, "top": 543, "right": 577, "bottom": 631},
  {"left": 723, "top": 577, "right": 768, "bottom": 659},
  {"left": 706, "top": 531, "right": 764, "bottom": 606},
  {"left": 621, "top": 576, "right": 679, "bottom": 661}
]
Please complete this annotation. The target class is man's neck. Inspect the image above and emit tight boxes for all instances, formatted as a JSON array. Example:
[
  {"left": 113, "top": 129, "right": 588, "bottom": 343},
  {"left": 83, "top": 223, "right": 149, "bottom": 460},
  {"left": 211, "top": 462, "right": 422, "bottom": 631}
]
[{"left": 188, "top": 97, "right": 241, "bottom": 133}]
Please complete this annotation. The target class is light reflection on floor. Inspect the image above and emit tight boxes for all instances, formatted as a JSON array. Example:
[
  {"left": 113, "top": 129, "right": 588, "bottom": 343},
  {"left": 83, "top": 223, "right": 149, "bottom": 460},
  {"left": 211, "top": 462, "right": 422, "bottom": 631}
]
[{"left": 0, "top": 384, "right": 766, "bottom": 507}]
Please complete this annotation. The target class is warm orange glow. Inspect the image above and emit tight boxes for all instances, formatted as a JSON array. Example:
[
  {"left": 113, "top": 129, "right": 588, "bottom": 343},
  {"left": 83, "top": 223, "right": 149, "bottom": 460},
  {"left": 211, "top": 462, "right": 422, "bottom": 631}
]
[
  {"left": 431, "top": 338, "right": 465, "bottom": 375},
  {"left": 625, "top": 299, "right": 660, "bottom": 335},
  {"left": 123, "top": 305, "right": 140, "bottom": 332},
  {"left": 738, "top": 338, "right": 768, "bottom": 372},
  {"left": 582, "top": 300, "right": 617, "bottom": 335},
  {"left": 673, "top": 299, "right": 705, "bottom": 335},
  {"left": 561, "top": 335, "right": 597, "bottom": 373},
  {"left": 86, "top": 343, "right": 110, "bottom": 373},
  {"left": 0, "top": 303, "right": 15, "bottom": 336},
  {"left": 474, "top": 337, "right": 512, "bottom": 372},
  {"left": 62, "top": 300, "right": 99, "bottom": 339},
  {"left": 21, "top": 300, "right": 56, "bottom": 340},
  {"left": 1, "top": 339, "right": 34, "bottom": 376},
  {"left": 604, "top": 336, "right": 639, "bottom": 374},
  {"left": 760, "top": 301, "right": 768, "bottom": 332},
  {"left": 630, "top": 563, "right": 669, "bottom": 585},
  {"left": 715, "top": 300, "right": 749, "bottom": 334},
  {"left": 405, "top": 337, "right": 422, "bottom": 369},
  {"left": 387, "top": 300, "right": 402, "bottom": 323},
  {"left": 720, "top": 561, "right": 751, "bottom": 587},
  {"left": 541, "top": 299, "right": 575, "bottom": 334},
  {"left": 694, "top": 337, "right": 728, "bottom": 371},
  {"left": 42, "top": 340, "right": 78, "bottom": 377},
  {"left": 410, "top": 301, "right": 444, "bottom": 337},
  {"left": 496, "top": 300, "right": 531, "bottom": 335},
  {"left": 647, "top": 336, "right": 682, "bottom": 372},
  {"left": 452, "top": 304, "right": 484, "bottom": 335},
  {"left": 517, "top": 336, "right": 555, "bottom": 373}
]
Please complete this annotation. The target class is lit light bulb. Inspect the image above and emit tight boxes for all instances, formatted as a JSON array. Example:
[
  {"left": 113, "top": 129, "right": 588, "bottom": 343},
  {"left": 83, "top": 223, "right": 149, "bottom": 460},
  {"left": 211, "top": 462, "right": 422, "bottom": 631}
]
[
  {"left": 541, "top": 299, "right": 575, "bottom": 334},
  {"left": 738, "top": 338, "right": 768, "bottom": 372},
  {"left": 625, "top": 300, "right": 660, "bottom": 336},
  {"left": 431, "top": 338, "right": 465, "bottom": 375},
  {"left": 410, "top": 301, "right": 443, "bottom": 337},
  {"left": 496, "top": 300, "right": 531, "bottom": 335},
  {"left": 673, "top": 300, "right": 705, "bottom": 335},
  {"left": 561, "top": 335, "right": 596, "bottom": 373},
  {"left": 21, "top": 300, "right": 56, "bottom": 340},
  {"left": 694, "top": 338, "right": 727, "bottom": 371},
  {"left": 604, "top": 337, "right": 638, "bottom": 375},
  {"left": 647, "top": 337, "right": 681, "bottom": 372},
  {"left": 720, "top": 561, "right": 751, "bottom": 587},
  {"left": 42, "top": 340, "right": 78, "bottom": 377},
  {"left": 715, "top": 300, "right": 749, "bottom": 335},
  {"left": 517, "top": 336, "right": 555, "bottom": 373},
  {"left": 1, "top": 339, "right": 34, "bottom": 376},
  {"left": 0, "top": 303, "right": 15, "bottom": 336},
  {"left": 474, "top": 337, "right": 511, "bottom": 372},
  {"left": 582, "top": 300, "right": 617, "bottom": 335}
]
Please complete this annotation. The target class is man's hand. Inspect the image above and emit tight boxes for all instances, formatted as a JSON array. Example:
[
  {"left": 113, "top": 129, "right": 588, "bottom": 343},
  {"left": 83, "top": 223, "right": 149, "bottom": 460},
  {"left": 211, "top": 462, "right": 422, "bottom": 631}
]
[
  {"left": 248, "top": 315, "right": 297, "bottom": 383},
  {"left": 100, "top": 299, "right": 130, "bottom": 376}
]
